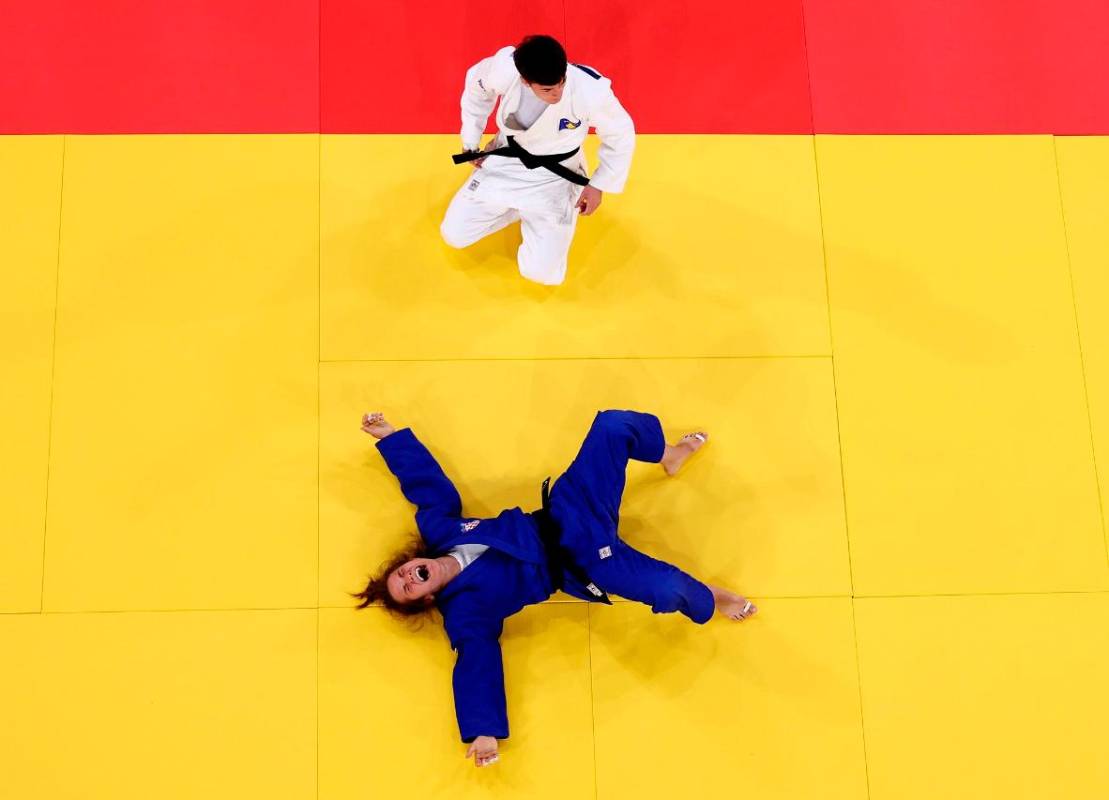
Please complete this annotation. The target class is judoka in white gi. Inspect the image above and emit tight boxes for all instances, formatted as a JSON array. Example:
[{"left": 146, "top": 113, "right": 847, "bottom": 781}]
[{"left": 441, "top": 34, "right": 636, "bottom": 285}]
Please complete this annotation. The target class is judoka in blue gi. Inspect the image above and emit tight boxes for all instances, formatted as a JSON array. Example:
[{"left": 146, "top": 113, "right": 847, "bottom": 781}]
[{"left": 354, "top": 409, "right": 757, "bottom": 768}]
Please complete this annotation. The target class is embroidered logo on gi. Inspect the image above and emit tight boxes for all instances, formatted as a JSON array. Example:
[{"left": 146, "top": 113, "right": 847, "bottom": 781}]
[
  {"left": 460, "top": 520, "right": 481, "bottom": 533},
  {"left": 559, "top": 118, "right": 583, "bottom": 131},
  {"left": 598, "top": 546, "right": 612, "bottom": 560},
  {"left": 477, "top": 78, "right": 486, "bottom": 91},
  {"left": 586, "top": 583, "right": 604, "bottom": 597},
  {"left": 467, "top": 179, "right": 479, "bottom": 192}
]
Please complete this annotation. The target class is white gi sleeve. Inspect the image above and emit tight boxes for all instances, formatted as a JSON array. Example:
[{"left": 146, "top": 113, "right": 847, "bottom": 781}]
[
  {"left": 460, "top": 46, "right": 517, "bottom": 151},
  {"left": 586, "top": 87, "right": 636, "bottom": 194}
]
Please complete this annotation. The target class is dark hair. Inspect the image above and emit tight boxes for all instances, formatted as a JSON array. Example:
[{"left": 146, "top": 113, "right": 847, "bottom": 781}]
[
  {"left": 513, "top": 35, "right": 567, "bottom": 86},
  {"left": 352, "top": 535, "right": 437, "bottom": 619}
]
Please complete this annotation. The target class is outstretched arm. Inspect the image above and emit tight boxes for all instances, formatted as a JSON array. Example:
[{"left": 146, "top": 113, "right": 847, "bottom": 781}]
[
  {"left": 362, "top": 412, "right": 464, "bottom": 548},
  {"left": 447, "top": 611, "right": 508, "bottom": 767}
]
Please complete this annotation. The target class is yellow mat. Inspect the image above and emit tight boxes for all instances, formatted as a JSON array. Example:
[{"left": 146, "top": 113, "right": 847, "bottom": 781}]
[
  {"left": 43, "top": 135, "right": 320, "bottom": 611},
  {"left": 590, "top": 598, "right": 868, "bottom": 799},
  {"left": 320, "top": 135, "right": 830, "bottom": 361},
  {"left": 319, "top": 357, "right": 849, "bottom": 608},
  {"left": 320, "top": 604, "right": 593, "bottom": 799},
  {"left": 817, "top": 135, "right": 1107, "bottom": 596},
  {"left": 0, "top": 136, "right": 62, "bottom": 611},
  {"left": 855, "top": 593, "right": 1109, "bottom": 800},
  {"left": 1056, "top": 137, "right": 1109, "bottom": 545},
  {"left": 3, "top": 132, "right": 1108, "bottom": 800},
  {"left": 0, "top": 609, "right": 316, "bottom": 800}
]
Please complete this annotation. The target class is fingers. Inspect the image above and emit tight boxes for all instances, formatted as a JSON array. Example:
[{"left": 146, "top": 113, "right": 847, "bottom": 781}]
[
  {"left": 577, "top": 196, "right": 599, "bottom": 215},
  {"left": 467, "top": 744, "right": 498, "bottom": 767},
  {"left": 474, "top": 751, "right": 499, "bottom": 767},
  {"left": 733, "top": 601, "right": 758, "bottom": 621}
]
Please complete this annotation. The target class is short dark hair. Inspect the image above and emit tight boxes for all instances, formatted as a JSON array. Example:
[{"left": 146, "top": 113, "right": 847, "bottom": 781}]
[
  {"left": 513, "top": 35, "right": 567, "bottom": 86},
  {"left": 352, "top": 535, "right": 436, "bottom": 619}
]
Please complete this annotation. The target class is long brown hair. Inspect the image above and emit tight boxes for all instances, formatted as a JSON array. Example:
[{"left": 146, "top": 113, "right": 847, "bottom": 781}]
[{"left": 352, "top": 535, "right": 438, "bottom": 619}]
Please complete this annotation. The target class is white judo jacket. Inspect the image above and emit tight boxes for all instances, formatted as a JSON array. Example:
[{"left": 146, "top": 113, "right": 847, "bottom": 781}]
[{"left": 459, "top": 46, "right": 636, "bottom": 195}]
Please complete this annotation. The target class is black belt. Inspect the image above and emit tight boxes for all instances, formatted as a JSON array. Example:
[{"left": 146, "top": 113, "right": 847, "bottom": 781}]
[
  {"left": 535, "top": 477, "right": 610, "bottom": 602},
  {"left": 452, "top": 136, "right": 591, "bottom": 187}
]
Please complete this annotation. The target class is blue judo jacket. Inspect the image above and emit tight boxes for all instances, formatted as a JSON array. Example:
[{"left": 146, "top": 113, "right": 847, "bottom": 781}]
[
  {"left": 377, "top": 429, "right": 580, "bottom": 743},
  {"left": 375, "top": 411, "right": 716, "bottom": 744}
]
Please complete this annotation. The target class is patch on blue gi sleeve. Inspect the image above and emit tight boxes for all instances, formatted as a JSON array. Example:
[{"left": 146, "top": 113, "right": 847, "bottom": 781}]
[
  {"left": 559, "top": 117, "right": 582, "bottom": 131},
  {"left": 572, "top": 63, "right": 602, "bottom": 80},
  {"left": 598, "top": 546, "right": 612, "bottom": 559},
  {"left": 460, "top": 519, "right": 481, "bottom": 532}
]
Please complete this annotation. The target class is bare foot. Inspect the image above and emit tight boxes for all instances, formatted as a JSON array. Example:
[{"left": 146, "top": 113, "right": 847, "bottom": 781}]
[
  {"left": 661, "top": 431, "right": 708, "bottom": 476},
  {"left": 360, "top": 412, "right": 396, "bottom": 440},
  {"left": 710, "top": 585, "right": 758, "bottom": 622}
]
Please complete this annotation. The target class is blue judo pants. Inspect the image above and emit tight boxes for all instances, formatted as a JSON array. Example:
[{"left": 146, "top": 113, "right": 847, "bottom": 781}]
[{"left": 550, "top": 410, "right": 717, "bottom": 624}]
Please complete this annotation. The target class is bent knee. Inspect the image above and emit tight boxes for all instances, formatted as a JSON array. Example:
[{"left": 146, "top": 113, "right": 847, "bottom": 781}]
[
  {"left": 592, "top": 409, "right": 629, "bottom": 432},
  {"left": 440, "top": 220, "right": 474, "bottom": 250},
  {"left": 517, "top": 250, "right": 567, "bottom": 285}
]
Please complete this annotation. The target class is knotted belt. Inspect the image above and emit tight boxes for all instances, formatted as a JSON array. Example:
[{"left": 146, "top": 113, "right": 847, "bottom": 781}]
[
  {"left": 534, "top": 477, "right": 611, "bottom": 603},
  {"left": 452, "top": 136, "right": 590, "bottom": 187}
]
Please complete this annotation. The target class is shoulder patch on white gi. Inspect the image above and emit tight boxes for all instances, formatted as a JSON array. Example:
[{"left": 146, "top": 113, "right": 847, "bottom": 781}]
[
  {"left": 467, "top": 178, "right": 480, "bottom": 192},
  {"left": 598, "top": 546, "right": 612, "bottom": 559},
  {"left": 567, "top": 67, "right": 616, "bottom": 116},
  {"left": 460, "top": 519, "right": 481, "bottom": 533}
]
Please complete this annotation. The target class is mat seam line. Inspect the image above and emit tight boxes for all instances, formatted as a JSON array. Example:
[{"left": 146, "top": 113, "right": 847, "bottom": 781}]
[
  {"left": 319, "top": 354, "right": 832, "bottom": 364},
  {"left": 5, "top": 589, "right": 1108, "bottom": 617},
  {"left": 811, "top": 133, "right": 872, "bottom": 800},
  {"left": 797, "top": 0, "right": 818, "bottom": 135},
  {"left": 849, "top": 598, "right": 873, "bottom": 799},
  {"left": 810, "top": 139, "right": 852, "bottom": 592},
  {"left": 1051, "top": 136, "right": 1109, "bottom": 576},
  {"left": 317, "top": 0, "right": 323, "bottom": 784},
  {"left": 852, "top": 589, "right": 1109, "bottom": 600},
  {"left": 586, "top": 604, "right": 599, "bottom": 800},
  {"left": 39, "top": 134, "right": 67, "bottom": 614}
]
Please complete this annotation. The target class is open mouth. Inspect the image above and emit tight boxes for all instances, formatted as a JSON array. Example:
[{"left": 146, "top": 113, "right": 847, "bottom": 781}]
[{"left": 414, "top": 565, "right": 431, "bottom": 583}]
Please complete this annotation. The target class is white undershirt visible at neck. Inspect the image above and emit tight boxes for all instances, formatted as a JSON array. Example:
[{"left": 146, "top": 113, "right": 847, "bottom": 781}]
[
  {"left": 508, "top": 89, "right": 547, "bottom": 130},
  {"left": 448, "top": 543, "right": 489, "bottom": 571}
]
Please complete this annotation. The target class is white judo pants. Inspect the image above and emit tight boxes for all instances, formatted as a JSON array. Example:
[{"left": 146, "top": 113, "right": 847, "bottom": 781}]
[{"left": 440, "top": 172, "right": 582, "bottom": 286}]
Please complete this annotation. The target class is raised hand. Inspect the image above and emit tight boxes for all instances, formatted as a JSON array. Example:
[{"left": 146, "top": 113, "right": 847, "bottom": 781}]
[{"left": 360, "top": 412, "right": 396, "bottom": 440}]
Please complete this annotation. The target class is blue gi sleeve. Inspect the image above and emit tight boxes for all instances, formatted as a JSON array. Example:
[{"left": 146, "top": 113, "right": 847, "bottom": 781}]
[
  {"left": 375, "top": 428, "right": 464, "bottom": 548},
  {"left": 445, "top": 608, "right": 509, "bottom": 742}
]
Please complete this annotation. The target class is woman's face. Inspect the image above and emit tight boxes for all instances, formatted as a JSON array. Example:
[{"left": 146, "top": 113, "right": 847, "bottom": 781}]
[{"left": 387, "top": 557, "right": 445, "bottom": 605}]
